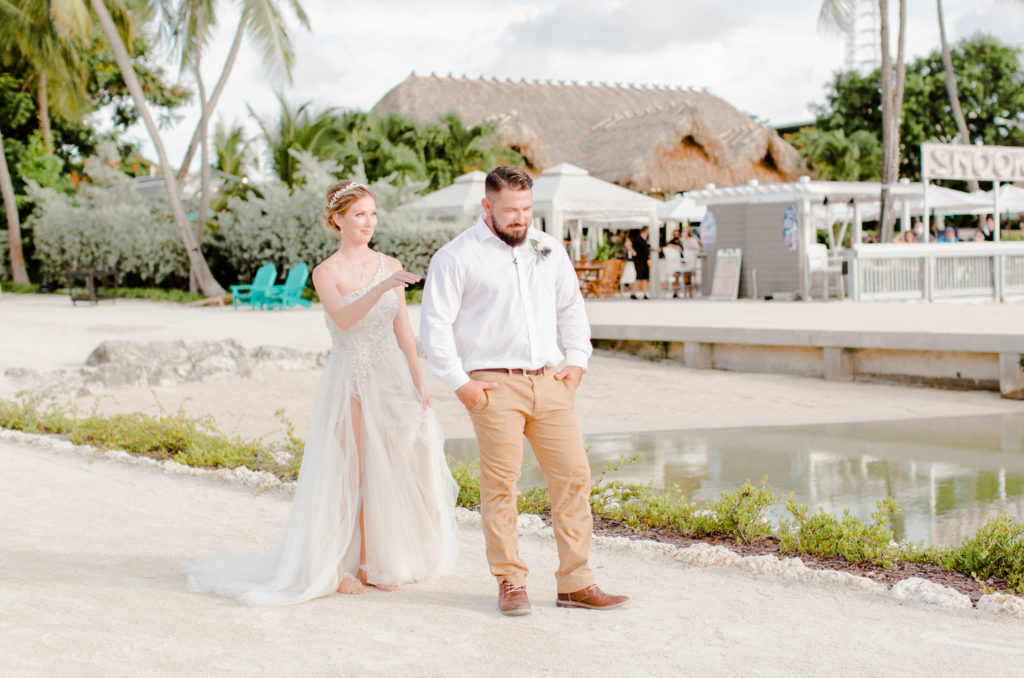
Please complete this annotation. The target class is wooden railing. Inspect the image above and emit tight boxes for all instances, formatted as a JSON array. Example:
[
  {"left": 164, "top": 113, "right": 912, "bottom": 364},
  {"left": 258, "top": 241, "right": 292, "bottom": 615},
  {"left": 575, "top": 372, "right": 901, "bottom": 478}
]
[{"left": 847, "top": 242, "right": 1024, "bottom": 302}]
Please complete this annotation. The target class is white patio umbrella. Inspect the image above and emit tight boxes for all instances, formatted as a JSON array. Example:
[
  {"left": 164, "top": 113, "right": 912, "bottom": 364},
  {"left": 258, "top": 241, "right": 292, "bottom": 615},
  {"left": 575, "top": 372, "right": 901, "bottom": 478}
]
[
  {"left": 861, "top": 184, "right": 991, "bottom": 220},
  {"left": 985, "top": 185, "right": 1024, "bottom": 213}
]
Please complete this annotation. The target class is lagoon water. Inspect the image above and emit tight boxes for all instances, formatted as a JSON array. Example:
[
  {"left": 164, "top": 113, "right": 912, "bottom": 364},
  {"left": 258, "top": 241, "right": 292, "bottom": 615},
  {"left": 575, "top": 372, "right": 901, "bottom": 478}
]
[{"left": 445, "top": 413, "right": 1024, "bottom": 546}]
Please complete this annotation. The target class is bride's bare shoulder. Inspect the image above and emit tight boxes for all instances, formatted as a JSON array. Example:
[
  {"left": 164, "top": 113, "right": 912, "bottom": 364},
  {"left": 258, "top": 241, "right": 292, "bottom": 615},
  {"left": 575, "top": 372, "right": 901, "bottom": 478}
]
[
  {"left": 312, "top": 255, "right": 346, "bottom": 289},
  {"left": 383, "top": 254, "right": 404, "bottom": 272}
]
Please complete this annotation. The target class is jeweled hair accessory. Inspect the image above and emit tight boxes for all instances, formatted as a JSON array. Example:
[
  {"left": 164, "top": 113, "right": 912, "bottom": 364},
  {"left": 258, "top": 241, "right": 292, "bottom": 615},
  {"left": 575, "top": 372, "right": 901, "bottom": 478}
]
[{"left": 328, "top": 182, "right": 369, "bottom": 208}]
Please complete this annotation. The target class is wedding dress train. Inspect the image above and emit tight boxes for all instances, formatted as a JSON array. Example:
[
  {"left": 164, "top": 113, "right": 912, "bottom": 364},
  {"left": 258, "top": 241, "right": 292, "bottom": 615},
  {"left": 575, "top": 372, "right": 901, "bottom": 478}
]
[{"left": 182, "top": 253, "right": 459, "bottom": 605}]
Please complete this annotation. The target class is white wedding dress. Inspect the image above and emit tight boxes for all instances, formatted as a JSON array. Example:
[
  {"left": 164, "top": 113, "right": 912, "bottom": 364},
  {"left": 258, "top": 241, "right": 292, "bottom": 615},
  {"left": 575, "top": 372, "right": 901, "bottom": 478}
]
[{"left": 182, "top": 253, "right": 459, "bottom": 605}]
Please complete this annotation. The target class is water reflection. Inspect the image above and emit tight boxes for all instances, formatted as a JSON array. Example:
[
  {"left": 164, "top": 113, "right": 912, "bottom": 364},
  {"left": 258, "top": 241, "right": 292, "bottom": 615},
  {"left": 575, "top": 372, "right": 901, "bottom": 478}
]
[{"left": 445, "top": 413, "right": 1024, "bottom": 546}]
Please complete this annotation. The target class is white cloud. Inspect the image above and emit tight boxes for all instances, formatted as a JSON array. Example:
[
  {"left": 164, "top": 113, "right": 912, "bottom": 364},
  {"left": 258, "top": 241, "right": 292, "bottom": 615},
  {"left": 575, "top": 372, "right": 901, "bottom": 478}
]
[{"left": 119, "top": 0, "right": 1022, "bottom": 174}]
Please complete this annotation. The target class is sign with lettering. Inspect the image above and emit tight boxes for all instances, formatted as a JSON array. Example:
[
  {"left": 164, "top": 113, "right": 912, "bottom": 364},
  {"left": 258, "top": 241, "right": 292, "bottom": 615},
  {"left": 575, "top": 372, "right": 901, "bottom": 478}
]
[
  {"left": 710, "top": 248, "right": 742, "bottom": 301},
  {"left": 921, "top": 143, "right": 1024, "bottom": 182}
]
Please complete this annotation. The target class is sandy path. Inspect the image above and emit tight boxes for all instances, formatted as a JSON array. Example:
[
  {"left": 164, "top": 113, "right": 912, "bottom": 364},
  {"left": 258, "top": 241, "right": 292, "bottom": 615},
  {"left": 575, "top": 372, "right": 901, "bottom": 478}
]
[
  {"left": 3, "top": 294, "right": 1019, "bottom": 442},
  {"left": 4, "top": 437, "right": 1023, "bottom": 677},
  {"left": 66, "top": 350, "right": 1022, "bottom": 442}
]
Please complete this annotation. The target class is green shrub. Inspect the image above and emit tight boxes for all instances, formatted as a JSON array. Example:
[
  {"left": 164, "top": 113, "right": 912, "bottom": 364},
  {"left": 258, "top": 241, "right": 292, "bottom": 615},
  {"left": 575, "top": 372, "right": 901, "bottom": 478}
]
[
  {"left": 209, "top": 153, "right": 460, "bottom": 287},
  {"left": 945, "top": 516, "right": 1024, "bottom": 593},
  {"left": 26, "top": 143, "right": 190, "bottom": 286},
  {"left": 0, "top": 395, "right": 74, "bottom": 434},
  {"left": 778, "top": 496, "right": 900, "bottom": 566},
  {"left": 449, "top": 458, "right": 481, "bottom": 509},
  {"left": 712, "top": 478, "right": 778, "bottom": 544}
]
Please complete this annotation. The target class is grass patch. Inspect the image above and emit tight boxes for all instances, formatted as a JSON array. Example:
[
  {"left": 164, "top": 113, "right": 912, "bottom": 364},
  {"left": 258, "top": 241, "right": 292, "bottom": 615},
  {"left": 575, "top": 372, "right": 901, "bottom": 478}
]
[
  {"left": 0, "top": 281, "right": 204, "bottom": 303},
  {"left": 3, "top": 395, "right": 1023, "bottom": 594}
]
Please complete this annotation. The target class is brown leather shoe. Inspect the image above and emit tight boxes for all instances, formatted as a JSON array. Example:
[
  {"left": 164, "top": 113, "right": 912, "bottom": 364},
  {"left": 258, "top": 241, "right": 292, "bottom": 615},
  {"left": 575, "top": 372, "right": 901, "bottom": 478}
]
[
  {"left": 498, "top": 581, "right": 531, "bottom": 616},
  {"left": 556, "top": 585, "right": 629, "bottom": 610}
]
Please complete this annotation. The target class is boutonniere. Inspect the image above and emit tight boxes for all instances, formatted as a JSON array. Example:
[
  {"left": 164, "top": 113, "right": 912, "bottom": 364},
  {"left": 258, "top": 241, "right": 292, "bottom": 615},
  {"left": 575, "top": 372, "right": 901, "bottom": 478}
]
[{"left": 530, "top": 238, "right": 552, "bottom": 262}]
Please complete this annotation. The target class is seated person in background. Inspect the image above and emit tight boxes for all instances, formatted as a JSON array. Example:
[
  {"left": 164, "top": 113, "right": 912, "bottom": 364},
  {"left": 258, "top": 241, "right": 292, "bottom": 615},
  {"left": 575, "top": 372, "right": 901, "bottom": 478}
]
[
  {"left": 666, "top": 229, "right": 682, "bottom": 250},
  {"left": 900, "top": 230, "right": 916, "bottom": 243},
  {"left": 682, "top": 227, "right": 700, "bottom": 251},
  {"left": 938, "top": 226, "right": 958, "bottom": 243},
  {"left": 980, "top": 215, "right": 996, "bottom": 242},
  {"left": 973, "top": 229, "right": 987, "bottom": 242}
]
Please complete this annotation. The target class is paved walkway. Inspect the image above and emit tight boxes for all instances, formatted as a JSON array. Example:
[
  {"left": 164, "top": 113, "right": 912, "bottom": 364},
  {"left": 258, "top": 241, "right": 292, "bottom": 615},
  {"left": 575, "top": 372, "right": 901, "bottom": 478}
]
[{"left": 4, "top": 436, "right": 1023, "bottom": 677}]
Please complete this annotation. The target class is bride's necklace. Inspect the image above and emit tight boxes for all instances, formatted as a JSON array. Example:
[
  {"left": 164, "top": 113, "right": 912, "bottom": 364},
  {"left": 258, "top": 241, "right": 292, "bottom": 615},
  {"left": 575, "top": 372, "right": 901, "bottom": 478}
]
[{"left": 341, "top": 250, "right": 376, "bottom": 285}]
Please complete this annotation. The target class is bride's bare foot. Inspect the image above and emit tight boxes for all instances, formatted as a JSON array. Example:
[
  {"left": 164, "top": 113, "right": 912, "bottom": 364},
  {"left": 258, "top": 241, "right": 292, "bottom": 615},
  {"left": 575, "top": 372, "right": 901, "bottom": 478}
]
[
  {"left": 337, "top": 576, "right": 368, "bottom": 595},
  {"left": 359, "top": 566, "right": 399, "bottom": 592}
]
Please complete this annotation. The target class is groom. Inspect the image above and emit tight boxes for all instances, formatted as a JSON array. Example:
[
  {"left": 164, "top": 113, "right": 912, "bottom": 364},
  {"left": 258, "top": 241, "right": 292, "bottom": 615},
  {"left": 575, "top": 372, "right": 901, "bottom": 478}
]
[{"left": 420, "top": 165, "right": 628, "bottom": 616}]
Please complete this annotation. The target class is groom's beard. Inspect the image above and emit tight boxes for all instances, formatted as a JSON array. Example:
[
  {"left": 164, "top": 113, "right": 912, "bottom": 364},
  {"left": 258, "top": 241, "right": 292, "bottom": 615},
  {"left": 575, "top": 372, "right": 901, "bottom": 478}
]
[{"left": 487, "top": 211, "right": 530, "bottom": 248}]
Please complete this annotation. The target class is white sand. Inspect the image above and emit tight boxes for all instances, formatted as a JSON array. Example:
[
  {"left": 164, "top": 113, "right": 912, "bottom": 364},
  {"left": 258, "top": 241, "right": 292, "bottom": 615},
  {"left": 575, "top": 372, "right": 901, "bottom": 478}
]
[
  {"left": 3, "top": 293, "right": 1024, "bottom": 675},
  {"left": 2, "top": 294, "right": 1018, "bottom": 441},
  {"left": 4, "top": 435, "right": 1023, "bottom": 677}
]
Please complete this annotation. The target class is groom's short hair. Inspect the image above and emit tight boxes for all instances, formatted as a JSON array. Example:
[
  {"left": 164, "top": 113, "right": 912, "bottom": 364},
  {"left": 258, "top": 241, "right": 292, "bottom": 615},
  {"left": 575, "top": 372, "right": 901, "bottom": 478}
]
[{"left": 485, "top": 166, "right": 533, "bottom": 197}]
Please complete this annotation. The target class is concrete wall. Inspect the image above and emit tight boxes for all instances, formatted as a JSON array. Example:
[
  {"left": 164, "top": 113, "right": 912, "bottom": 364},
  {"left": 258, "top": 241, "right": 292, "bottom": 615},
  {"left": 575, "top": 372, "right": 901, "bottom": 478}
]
[{"left": 592, "top": 339, "right": 1010, "bottom": 394}]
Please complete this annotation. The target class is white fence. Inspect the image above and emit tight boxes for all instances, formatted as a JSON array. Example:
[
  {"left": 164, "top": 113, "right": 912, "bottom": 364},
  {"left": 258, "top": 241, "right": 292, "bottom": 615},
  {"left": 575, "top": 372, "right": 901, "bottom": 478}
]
[{"left": 847, "top": 242, "right": 1024, "bottom": 302}]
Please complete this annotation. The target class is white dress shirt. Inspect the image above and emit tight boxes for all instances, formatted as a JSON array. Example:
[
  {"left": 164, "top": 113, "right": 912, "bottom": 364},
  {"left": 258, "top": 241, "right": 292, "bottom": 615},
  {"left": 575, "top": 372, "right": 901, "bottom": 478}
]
[{"left": 420, "top": 216, "right": 592, "bottom": 391}]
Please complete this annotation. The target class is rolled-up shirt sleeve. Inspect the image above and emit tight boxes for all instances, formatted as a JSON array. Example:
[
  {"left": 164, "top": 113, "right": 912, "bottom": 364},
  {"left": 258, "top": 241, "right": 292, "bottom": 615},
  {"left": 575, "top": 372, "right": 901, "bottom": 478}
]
[
  {"left": 553, "top": 247, "right": 592, "bottom": 371},
  {"left": 420, "top": 250, "right": 471, "bottom": 391}
]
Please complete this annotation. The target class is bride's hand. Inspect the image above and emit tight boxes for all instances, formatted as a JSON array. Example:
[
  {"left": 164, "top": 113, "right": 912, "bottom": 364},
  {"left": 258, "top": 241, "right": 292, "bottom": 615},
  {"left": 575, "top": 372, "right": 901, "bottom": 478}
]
[
  {"left": 377, "top": 270, "right": 421, "bottom": 292},
  {"left": 416, "top": 382, "right": 432, "bottom": 409}
]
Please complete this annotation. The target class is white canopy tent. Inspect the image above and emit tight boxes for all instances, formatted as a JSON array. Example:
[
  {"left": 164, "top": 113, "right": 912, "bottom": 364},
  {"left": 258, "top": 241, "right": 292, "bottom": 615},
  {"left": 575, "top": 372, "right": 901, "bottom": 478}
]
[
  {"left": 531, "top": 163, "right": 660, "bottom": 265},
  {"left": 400, "top": 170, "right": 486, "bottom": 221},
  {"left": 659, "top": 194, "right": 707, "bottom": 222}
]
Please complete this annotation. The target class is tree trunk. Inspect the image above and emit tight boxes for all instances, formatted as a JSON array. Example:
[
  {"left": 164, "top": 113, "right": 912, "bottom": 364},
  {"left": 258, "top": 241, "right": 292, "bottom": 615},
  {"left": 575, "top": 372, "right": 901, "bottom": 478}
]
[
  {"left": 90, "top": 0, "right": 225, "bottom": 296},
  {"left": 937, "top": 0, "right": 978, "bottom": 192},
  {"left": 0, "top": 128, "right": 30, "bottom": 283},
  {"left": 884, "top": 0, "right": 908, "bottom": 241},
  {"left": 176, "top": 14, "right": 246, "bottom": 183},
  {"left": 191, "top": 14, "right": 213, "bottom": 294},
  {"left": 878, "top": 0, "right": 894, "bottom": 242},
  {"left": 37, "top": 71, "right": 53, "bottom": 153}
]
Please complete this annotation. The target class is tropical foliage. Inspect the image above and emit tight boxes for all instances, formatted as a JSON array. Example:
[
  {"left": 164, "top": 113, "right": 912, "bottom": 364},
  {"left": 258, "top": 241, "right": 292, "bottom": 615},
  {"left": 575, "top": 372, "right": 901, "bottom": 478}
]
[
  {"left": 26, "top": 143, "right": 189, "bottom": 286},
  {"left": 801, "top": 34, "right": 1024, "bottom": 182},
  {"left": 251, "top": 101, "right": 521, "bottom": 190}
]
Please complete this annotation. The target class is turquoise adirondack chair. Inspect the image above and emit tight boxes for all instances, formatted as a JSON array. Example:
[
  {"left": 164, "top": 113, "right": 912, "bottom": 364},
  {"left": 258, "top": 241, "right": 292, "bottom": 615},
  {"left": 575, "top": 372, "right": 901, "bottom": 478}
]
[
  {"left": 264, "top": 262, "right": 312, "bottom": 309},
  {"left": 230, "top": 263, "right": 277, "bottom": 309}
]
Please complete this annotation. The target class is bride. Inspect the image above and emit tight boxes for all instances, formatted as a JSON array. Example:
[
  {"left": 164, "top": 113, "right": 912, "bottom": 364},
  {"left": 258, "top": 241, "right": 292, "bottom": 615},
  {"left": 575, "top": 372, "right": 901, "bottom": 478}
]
[{"left": 181, "top": 180, "right": 459, "bottom": 604}]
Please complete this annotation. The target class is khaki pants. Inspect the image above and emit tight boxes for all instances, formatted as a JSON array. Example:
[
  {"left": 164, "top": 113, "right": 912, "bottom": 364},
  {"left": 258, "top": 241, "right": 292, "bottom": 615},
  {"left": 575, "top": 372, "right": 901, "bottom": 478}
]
[{"left": 467, "top": 369, "right": 594, "bottom": 593}]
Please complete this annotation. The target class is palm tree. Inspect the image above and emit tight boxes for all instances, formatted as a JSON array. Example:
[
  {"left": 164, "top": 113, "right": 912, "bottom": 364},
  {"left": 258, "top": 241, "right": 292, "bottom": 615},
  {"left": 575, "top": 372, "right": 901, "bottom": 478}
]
[
  {"left": 878, "top": 0, "right": 908, "bottom": 242},
  {"left": 210, "top": 118, "right": 256, "bottom": 209},
  {"left": 172, "top": 0, "right": 309, "bottom": 183},
  {"left": 0, "top": 0, "right": 101, "bottom": 283},
  {"left": 81, "top": 0, "right": 224, "bottom": 295},
  {"left": 935, "top": 0, "right": 977, "bottom": 192},
  {"left": 0, "top": 128, "right": 29, "bottom": 282},
  {"left": 790, "top": 128, "right": 882, "bottom": 181},
  {"left": 820, "top": 0, "right": 906, "bottom": 241},
  {"left": 0, "top": 0, "right": 92, "bottom": 153},
  {"left": 251, "top": 95, "right": 344, "bottom": 186}
]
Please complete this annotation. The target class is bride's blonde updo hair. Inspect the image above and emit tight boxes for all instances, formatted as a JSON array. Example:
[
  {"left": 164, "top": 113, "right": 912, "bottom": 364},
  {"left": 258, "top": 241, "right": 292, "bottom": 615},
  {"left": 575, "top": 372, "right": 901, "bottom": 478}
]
[{"left": 322, "top": 180, "right": 376, "bottom": 233}]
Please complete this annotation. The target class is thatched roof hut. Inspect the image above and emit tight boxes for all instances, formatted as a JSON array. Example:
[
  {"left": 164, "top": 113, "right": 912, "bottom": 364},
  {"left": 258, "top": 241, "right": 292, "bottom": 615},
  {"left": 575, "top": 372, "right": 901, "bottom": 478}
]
[{"left": 371, "top": 73, "right": 803, "bottom": 195}]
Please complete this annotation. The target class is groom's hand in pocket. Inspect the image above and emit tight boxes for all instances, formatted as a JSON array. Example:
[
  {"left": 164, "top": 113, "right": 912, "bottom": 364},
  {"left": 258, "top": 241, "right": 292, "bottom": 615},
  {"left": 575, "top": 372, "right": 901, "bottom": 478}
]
[{"left": 456, "top": 380, "right": 498, "bottom": 410}]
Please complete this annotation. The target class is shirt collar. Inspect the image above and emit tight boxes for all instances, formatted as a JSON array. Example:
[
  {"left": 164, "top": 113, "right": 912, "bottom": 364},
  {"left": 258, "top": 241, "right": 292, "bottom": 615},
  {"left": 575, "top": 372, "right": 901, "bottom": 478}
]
[{"left": 473, "top": 215, "right": 497, "bottom": 243}]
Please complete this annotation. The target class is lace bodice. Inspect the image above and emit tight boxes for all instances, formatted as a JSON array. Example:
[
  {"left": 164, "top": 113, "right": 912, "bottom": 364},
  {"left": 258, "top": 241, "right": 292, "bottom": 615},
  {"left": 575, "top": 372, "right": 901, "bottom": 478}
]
[{"left": 325, "top": 253, "right": 400, "bottom": 381}]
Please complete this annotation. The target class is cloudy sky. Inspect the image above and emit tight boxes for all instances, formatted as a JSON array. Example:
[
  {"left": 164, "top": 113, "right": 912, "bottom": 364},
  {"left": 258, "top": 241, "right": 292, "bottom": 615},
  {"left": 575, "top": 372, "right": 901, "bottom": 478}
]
[{"left": 125, "top": 0, "right": 1024, "bottom": 174}]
